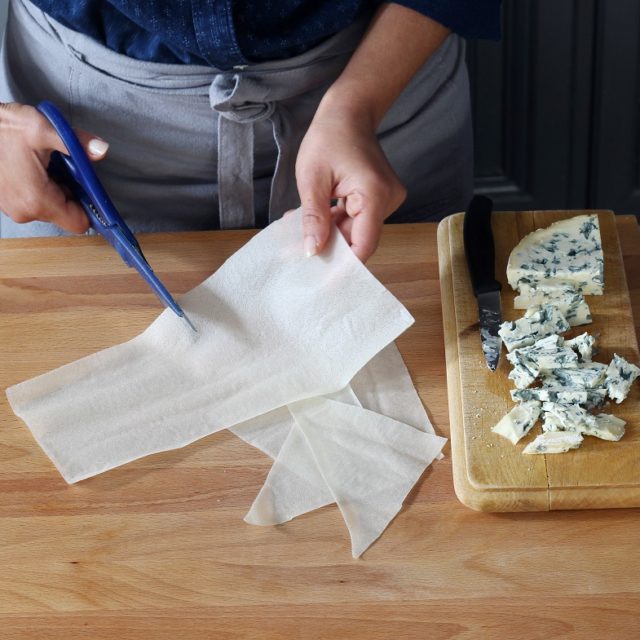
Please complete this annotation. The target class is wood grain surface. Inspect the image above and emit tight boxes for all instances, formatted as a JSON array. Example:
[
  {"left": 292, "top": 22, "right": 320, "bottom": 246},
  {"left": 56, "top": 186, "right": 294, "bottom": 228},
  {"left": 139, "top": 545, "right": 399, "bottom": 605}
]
[
  {"left": 1, "top": 219, "right": 639, "bottom": 639},
  {"left": 439, "top": 211, "right": 640, "bottom": 512}
]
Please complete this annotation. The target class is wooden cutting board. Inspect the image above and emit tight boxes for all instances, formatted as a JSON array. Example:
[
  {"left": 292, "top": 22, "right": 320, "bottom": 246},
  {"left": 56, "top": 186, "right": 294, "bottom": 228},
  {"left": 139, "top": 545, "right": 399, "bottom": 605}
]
[{"left": 438, "top": 210, "right": 640, "bottom": 511}]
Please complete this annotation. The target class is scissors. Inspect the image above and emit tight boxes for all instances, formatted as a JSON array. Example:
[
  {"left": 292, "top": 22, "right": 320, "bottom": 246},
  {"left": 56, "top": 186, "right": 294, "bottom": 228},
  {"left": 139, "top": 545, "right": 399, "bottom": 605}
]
[{"left": 37, "top": 101, "right": 197, "bottom": 332}]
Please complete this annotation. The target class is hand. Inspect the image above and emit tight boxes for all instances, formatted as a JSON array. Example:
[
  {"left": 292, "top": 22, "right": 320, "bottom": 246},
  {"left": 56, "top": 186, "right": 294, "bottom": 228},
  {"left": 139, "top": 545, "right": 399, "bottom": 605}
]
[
  {"left": 295, "top": 3, "right": 449, "bottom": 262},
  {"left": 295, "top": 108, "right": 406, "bottom": 262},
  {"left": 0, "top": 102, "right": 109, "bottom": 234}
]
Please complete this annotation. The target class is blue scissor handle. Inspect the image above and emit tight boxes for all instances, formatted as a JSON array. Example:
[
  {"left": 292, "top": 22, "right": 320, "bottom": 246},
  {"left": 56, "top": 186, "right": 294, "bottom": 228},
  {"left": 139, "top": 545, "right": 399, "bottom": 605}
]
[
  {"left": 46, "top": 151, "right": 138, "bottom": 268},
  {"left": 36, "top": 100, "right": 187, "bottom": 320}
]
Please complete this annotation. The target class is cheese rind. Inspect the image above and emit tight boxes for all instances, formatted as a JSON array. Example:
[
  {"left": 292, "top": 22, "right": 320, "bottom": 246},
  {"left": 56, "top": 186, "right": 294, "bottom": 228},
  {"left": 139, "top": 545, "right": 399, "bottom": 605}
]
[{"left": 506, "top": 214, "right": 604, "bottom": 295}]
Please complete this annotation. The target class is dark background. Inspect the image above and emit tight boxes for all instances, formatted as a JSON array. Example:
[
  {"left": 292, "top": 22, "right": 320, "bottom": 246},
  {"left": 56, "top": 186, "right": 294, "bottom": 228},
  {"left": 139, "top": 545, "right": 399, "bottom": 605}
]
[{"left": 467, "top": 0, "right": 640, "bottom": 215}]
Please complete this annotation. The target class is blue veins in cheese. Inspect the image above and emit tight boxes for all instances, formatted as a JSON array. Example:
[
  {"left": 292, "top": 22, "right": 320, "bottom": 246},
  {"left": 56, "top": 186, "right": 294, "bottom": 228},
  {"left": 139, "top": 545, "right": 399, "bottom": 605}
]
[
  {"left": 507, "top": 334, "right": 578, "bottom": 372},
  {"left": 512, "top": 384, "right": 607, "bottom": 409},
  {"left": 605, "top": 353, "right": 640, "bottom": 404},
  {"left": 564, "top": 332, "right": 597, "bottom": 362},
  {"left": 506, "top": 214, "right": 604, "bottom": 295},
  {"left": 522, "top": 431, "right": 584, "bottom": 454},
  {"left": 491, "top": 400, "right": 541, "bottom": 445},
  {"left": 541, "top": 402, "right": 626, "bottom": 441},
  {"left": 541, "top": 403, "right": 626, "bottom": 441},
  {"left": 514, "top": 283, "right": 592, "bottom": 327},
  {"left": 542, "top": 401, "right": 597, "bottom": 433},
  {"left": 494, "top": 215, "right": 638, "bottom": 455},
  {"left": 508, "top": 363, "right": 538, "bottom": 390},
  {"left": 541, "top": 361, "right": 607, "bottom": 389},
  {"left": 511, "top": 387, "right": 589, "bottom": 405},
  {"left": 584, "top": 388, "right": 608, "bottom": 410},
  {"left": 498, "top": 304, "right": 570, "bottom": 352}
]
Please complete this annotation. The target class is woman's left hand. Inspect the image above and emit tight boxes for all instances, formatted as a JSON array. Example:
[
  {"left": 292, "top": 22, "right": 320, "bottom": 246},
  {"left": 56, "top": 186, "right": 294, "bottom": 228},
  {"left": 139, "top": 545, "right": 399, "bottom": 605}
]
[
  {"left": 295, "top": 108, "right": 406, "bottom": 263},
  {"left": 294, "top": 4, "right": 450, "bottom": 263}
]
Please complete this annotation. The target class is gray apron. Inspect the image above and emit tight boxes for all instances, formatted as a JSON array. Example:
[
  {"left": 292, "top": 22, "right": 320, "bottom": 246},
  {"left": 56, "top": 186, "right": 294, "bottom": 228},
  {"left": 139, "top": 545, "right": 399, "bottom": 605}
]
[{"left": 0, "top": 0, "right": 472, "bottom": 238}]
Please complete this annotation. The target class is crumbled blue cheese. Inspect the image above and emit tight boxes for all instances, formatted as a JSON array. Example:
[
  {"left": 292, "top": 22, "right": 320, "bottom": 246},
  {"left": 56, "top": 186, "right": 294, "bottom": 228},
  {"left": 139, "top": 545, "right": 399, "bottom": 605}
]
[
  {"left": 565, "top": 332, "right": 597, "bottom": 362},
  {"left": 541, "top": 401, "right": 623, "bottom": 440},
  {"left": 523, "top": 431, "right": 584, "bottom": 454},
  {"left": 492, "top": 400, "right": 542, "bottom": 445},
  {"left": 512, "top": 387, "right": 588, "bottom": 404},
  {"left": 497, "top": 215, "right": 637, "bottom": 455},
  {"left": 506, "top": 214, "right": 604, "bottom": 295},
  {"left": 540, "top": 411, "right": 564, "bottom": 432},
  {"left": 541, "top": 362, "right": 607, "bottom": 389},
  {"left": 542, "top": 401, "right": 597, "bottom": 434},
  {"left": 498, "top": 304, "right": 570, "bottom": 352},
  {"left": 507, "top": 336, "right": 578, "bottom": 372},
  {"left": 605, "top": 354, "right": 640, "bottom": 404},
  {"left": 508, "top": 362, "right": 538, "bottom": 389},
  {"left": 514, "top": 283, "right": 592, "bottom": 327},
  {"left": 584, "top": 388, "right": 607, "bottom": 410},
  {"left": 592, "top": 414, "right": 626, "bottom": 441},
  {"left": 511, "top": 388, "right": 552, "bottom": 403}
]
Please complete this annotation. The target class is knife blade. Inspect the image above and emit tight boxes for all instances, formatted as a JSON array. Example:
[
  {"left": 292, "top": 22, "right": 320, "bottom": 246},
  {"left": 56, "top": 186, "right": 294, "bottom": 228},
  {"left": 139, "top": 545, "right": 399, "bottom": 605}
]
[{"left": 463, "top": 195, "right": 502, "bottom": 371}]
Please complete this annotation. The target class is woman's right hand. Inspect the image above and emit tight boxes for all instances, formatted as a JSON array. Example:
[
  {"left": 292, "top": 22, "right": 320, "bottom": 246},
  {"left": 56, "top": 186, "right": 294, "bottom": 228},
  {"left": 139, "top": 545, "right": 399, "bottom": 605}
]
[{"left": 0, "top": 102, "right": 109, "bottom": 233}]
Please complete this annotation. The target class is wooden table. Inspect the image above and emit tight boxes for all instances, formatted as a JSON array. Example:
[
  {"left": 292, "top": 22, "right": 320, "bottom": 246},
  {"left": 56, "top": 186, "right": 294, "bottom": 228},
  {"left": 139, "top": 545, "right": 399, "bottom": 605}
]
[{"left": 0, "top": 218, "right": 639, "bottom": 639}]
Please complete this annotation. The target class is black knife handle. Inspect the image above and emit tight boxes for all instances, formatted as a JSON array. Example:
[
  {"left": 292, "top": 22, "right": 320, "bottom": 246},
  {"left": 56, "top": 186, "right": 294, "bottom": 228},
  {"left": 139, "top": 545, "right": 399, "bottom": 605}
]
[{"left": 463, "top": 195, "right": 501, "bottom": 296}]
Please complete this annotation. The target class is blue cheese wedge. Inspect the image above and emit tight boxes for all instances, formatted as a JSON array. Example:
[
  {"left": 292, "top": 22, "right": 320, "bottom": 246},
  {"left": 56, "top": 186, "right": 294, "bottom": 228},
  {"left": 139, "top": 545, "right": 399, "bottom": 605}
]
[
  {"left": 492, "top": 400, "right": 542, "bottom": 444},
  {"left": 498, "top": 304, "right": 570, "bottom": 352},
  {"left": 514, "top": 283, "right": 592, "bottom": 327},
  {"left": 523, "top": 431, "right": 583, "bottom": 454},
  {"left": 506, "top": 214, "right": 604, "bottom": 295},
  {"left": 605, "top": 354, "right": 640, "bottom": 404},
  {"left": 565, "top": 332, "right": 597, "bottom": 362}
]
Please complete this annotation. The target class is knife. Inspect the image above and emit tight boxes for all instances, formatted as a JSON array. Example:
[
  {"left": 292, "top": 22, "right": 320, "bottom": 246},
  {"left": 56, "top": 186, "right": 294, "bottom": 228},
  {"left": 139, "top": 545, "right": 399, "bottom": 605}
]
[{"left": 463, "top": 195, "right": 502, "bottom": 371}]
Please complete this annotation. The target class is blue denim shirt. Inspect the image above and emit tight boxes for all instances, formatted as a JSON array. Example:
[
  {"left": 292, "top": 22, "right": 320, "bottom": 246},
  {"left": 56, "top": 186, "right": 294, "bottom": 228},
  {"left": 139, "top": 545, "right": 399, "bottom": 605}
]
[{"left": 30, "top": 1, "right": 501, "bottom": 69}]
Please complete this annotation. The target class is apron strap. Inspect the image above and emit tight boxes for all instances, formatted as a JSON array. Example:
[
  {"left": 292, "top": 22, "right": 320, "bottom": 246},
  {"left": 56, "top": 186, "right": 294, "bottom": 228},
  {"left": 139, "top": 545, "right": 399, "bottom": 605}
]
[
  {"left": 210, "top": 73, "right": 281, "bottom": 229},
  {"left": 268, "top": 108, "right": 305, "bottom": 223},
  {"left": 216, "top": 116, "right": 255, "bottom": 229}
]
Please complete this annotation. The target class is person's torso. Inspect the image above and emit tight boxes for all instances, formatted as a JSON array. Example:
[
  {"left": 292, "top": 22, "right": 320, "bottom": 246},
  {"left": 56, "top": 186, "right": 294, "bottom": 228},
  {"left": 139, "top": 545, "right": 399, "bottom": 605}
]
[{"left": 28, "top": 0, "right": 375, "bottom": 69}]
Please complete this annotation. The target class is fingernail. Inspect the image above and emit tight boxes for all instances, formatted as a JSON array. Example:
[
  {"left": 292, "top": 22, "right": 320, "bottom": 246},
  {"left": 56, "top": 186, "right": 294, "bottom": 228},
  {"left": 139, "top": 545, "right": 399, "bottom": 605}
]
[
  {"left": 88, "top": 138, "right": 109, "bottom": 157},
  {"left": 304, "top": 235, "right": 318, "bottom": 257}
]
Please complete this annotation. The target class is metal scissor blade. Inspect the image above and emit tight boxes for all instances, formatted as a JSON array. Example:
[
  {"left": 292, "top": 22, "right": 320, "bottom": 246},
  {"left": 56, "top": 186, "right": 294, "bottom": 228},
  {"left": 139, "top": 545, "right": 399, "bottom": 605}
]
[
  {"left": 180, "top": 311, "right": 198, "bottom": 333},
  {"left": 109, "top": 226, "right": 197, "bottom": 332},
  {"left": 477, "top": 290, "right": 502, "bottom": 371}
]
